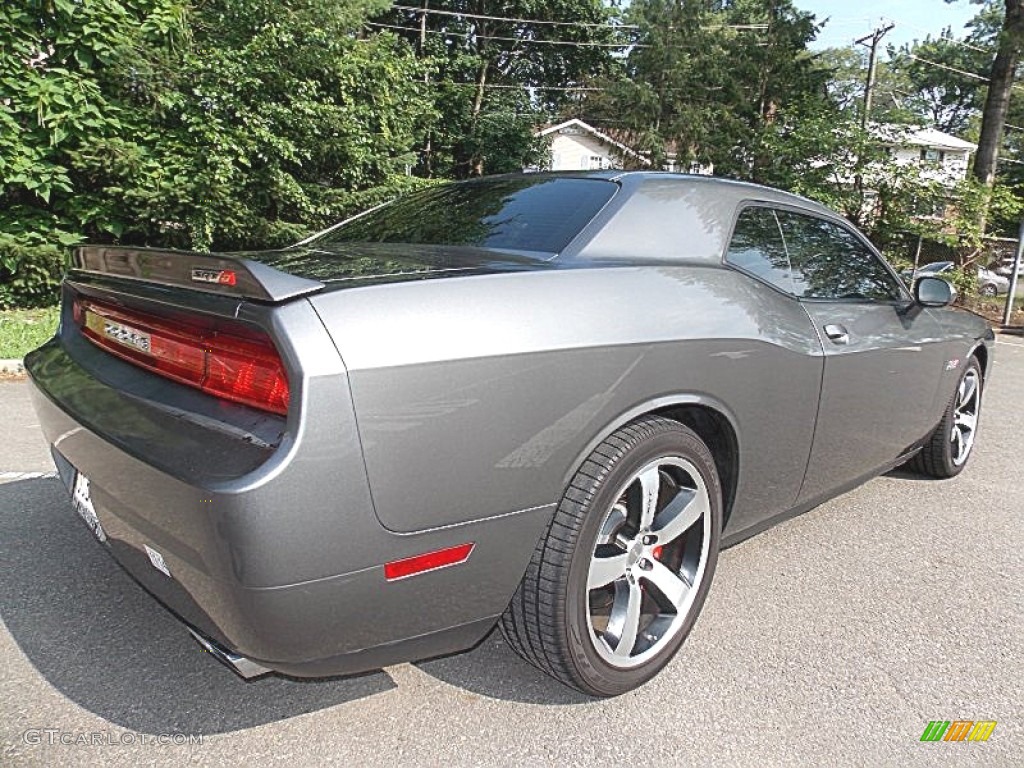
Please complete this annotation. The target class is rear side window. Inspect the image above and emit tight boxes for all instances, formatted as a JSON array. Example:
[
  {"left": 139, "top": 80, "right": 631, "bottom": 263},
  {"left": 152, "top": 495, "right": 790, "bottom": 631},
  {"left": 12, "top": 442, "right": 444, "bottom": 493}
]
[
  {"left": 314, "top": 177, "right": 617, "bottom": 255},
  {"left": 725, "top": 207, "right": 795, "bottom": 293},
  {"left": 775, "top": 211, "right": 903, "bottom": 301}
]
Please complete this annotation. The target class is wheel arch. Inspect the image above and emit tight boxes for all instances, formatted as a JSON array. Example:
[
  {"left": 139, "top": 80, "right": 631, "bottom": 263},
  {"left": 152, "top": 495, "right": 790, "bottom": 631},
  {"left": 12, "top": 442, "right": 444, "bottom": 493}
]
[
  {"left": 970, "top": 342, "right": 989, "bottom": 379},
  {"left": 563, "top": 394, "right": 741, "bottom": 531}
]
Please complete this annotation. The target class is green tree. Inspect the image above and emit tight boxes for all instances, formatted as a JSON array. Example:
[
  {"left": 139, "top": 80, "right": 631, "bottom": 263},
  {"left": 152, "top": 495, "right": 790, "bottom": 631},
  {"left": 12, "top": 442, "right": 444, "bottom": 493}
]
[
  {"left": 888, "top": 32, "right": 990, "bottom": 135},
  {"left": 379, "top": 1, "right": 618, "bottom": 177},
  {"left": 579, "top": 0, "right": 830, "bottom": 180},
  {"left": 972, "top": 0, "right": 1024, "bottom": 189},
  {"left": 1, "top": 0, "right": 434, "bottom": 268}
]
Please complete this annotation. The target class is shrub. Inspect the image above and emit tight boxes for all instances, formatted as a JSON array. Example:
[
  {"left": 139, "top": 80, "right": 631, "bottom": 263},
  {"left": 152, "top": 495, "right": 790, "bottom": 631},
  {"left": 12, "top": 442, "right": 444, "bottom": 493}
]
[
  {"left": 0, "top": 237, "right": 67, "bottom": 310},
  {"left": 945, "top": 266, "right": 978, "bottom": 302}
]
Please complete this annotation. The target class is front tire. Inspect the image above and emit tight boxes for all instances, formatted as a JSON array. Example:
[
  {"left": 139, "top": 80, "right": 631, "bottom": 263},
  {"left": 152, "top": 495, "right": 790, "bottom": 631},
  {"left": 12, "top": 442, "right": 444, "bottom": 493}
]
[
  {"left": 500, "top": 415, "right": 722, "bottom": 696},
  {"left": 909, "top": 356, "right": 983, "bottom": 478}
]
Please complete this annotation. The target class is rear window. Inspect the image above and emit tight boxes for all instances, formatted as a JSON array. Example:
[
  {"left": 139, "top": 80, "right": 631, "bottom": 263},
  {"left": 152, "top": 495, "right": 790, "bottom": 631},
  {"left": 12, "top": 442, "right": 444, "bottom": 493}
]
[{"left": 313, "top": 177, "right": 617, "bottom": 255}]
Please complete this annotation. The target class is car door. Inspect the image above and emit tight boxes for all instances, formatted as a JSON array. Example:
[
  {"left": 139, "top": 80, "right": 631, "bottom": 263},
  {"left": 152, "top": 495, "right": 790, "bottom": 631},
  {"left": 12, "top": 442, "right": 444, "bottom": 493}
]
[{"left": 774, "top": 209, "right": 949, "bottom": 503}]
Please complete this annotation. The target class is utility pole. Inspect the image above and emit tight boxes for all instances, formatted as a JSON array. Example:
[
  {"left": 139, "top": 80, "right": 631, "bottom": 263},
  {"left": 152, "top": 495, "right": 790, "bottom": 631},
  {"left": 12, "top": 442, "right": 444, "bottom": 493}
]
[
  {"left": 419, "top": 2, "right": 432, "bottom": 177},
  {"left": 852, "top": 22, "right": 895, "bottom": 214},
  {"left": 856, "top": 22, "right": 895, "bottom": 130},
  {"left": 419, "top": 1, "right": 428, "bottom": 54},
  {"left": 1004, "top": 219, "right": 1023, "bottom": 327}
]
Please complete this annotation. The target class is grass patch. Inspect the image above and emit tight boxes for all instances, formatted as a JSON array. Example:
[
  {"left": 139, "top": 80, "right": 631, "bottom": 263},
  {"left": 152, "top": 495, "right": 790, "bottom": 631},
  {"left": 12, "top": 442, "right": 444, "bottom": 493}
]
[{"left": 0, "top": 306, "right": 60, "bottom": 359}]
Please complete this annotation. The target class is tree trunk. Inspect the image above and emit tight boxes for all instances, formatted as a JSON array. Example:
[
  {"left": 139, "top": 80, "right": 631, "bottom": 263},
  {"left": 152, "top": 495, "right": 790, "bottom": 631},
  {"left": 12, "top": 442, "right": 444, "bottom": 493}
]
[
  {"left": 973, "top": 0, "right": 1024, "bottom": 189},
  {"left": 464, "top": 57, "right": 489, "bottom": 176}
]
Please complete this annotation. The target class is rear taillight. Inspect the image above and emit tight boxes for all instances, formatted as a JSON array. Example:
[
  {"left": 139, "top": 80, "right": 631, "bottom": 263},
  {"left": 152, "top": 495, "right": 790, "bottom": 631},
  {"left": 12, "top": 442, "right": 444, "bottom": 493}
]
[{"left": 74, "top": 298, "right": 290, "bottom": 415}]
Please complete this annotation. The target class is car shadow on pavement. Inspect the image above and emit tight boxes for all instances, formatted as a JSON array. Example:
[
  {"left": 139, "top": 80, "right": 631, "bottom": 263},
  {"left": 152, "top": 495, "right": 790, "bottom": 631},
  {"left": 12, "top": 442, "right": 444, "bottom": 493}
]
[
  {"left": 416, "top": 631, "right": 593, "bottom": 706},
  {"left": 883, "top": 468, "right": 937, "bottom": 482},
  {"left": 0, "top": 477, "right": 395, "bottom": 736}
]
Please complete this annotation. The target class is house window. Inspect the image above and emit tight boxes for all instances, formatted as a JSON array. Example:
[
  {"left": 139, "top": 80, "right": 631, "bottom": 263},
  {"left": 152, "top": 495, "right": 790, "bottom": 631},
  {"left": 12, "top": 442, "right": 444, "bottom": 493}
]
[
  {"left": 587, "top": 155, "right": 609, "bottom": 170},
  {"left": 920, "top": 148, "right": 945, "bottom": 163},
  {"left": 911, "top": 196, "right": 947, "bottom": 217}
]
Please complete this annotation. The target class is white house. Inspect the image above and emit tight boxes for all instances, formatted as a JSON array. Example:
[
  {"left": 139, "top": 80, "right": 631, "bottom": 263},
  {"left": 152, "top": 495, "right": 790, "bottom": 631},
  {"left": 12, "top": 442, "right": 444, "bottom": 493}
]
[
  {"left": 871, "top": 124, "right": 976, "bottom": 185},
  {"left": 533, "top": 118, "right": 713, "bottom": 174},
  {"left": 535, "top": 119, "right": 646, "bottom": 171}
]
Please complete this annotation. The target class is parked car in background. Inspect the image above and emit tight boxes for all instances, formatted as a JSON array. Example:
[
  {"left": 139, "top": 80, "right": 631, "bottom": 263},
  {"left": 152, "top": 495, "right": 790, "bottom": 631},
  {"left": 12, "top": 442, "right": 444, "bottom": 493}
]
[
  {"left": 901, "top": 260, "right": 1009, "bottom": 296},
  {"left": 991, "top": 256, "right": 1024, "bottom": 278},
  {"left": 25, "top": 172, "right": 993, "bottom": 697}
]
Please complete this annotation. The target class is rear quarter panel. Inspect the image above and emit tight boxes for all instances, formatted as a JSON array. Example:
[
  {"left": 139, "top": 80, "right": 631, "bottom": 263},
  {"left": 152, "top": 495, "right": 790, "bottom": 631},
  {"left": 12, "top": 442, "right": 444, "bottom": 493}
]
[{"left": 311, "top": 265, "right": 825, "bottom": 537}]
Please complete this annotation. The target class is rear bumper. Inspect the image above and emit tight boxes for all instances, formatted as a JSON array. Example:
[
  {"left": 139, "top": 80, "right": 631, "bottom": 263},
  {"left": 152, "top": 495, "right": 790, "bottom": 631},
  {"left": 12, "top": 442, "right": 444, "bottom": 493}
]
[{"left": 25, "top": 307, "right": 552, "bottom": 676}]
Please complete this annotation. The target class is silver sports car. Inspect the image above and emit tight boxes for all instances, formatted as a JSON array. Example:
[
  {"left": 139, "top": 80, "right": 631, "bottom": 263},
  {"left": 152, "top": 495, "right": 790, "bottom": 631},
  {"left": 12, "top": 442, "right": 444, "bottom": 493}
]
[{"left": 26, "top": 172, "right": 992, "bottom": 696}]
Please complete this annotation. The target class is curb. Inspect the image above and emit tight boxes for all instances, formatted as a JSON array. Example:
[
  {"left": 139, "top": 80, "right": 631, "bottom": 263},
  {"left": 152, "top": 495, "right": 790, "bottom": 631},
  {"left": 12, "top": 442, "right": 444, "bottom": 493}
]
[
  {"left": 0, "top": 358, "right": 25, "bottom": 375},
  {"left": 0, "top": 471, "right": 57, "bottom": 485}
]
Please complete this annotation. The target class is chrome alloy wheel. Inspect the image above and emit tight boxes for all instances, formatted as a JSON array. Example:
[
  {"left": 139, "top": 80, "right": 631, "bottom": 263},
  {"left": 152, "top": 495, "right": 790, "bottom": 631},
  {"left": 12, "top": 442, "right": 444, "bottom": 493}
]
[
  {"left": 585, "top": 457, "right": 712, "bottom": 669},
  {"left": 951, "top": 367, "right": 980, "bottom": 466}
]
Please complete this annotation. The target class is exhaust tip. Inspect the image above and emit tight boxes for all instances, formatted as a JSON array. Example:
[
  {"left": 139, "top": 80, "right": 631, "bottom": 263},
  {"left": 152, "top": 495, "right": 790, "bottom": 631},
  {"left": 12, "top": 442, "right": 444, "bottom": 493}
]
[{"left": 188, "top": 628, "right": 273, "bottom": 680}]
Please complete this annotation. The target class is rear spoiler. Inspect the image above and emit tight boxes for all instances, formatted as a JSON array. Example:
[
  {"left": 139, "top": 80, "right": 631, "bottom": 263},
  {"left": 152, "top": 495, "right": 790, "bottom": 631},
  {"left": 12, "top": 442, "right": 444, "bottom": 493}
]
[{"left": 71, "top": 245, "right": 323, "bottom": 303}]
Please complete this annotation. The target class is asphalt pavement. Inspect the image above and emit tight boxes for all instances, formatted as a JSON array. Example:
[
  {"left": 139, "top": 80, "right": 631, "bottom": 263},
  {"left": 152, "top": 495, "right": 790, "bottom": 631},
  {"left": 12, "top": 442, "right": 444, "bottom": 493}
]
[{"left": 2, "top": 339, "right": 1023, "bottom": 767}]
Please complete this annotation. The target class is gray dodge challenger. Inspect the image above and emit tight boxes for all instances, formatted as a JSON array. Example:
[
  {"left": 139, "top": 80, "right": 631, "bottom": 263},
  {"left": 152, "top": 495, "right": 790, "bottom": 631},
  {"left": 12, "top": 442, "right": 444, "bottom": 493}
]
[{"left": 26, "top": 172, "right": 992, "bottom": 696}]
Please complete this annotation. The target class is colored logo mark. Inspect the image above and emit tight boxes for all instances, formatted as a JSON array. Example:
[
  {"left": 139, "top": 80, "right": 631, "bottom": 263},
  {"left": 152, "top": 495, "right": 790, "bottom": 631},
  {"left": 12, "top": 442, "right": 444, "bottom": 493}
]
[{"left": 920, "top": 720, "right": 997, "bottom": 742}]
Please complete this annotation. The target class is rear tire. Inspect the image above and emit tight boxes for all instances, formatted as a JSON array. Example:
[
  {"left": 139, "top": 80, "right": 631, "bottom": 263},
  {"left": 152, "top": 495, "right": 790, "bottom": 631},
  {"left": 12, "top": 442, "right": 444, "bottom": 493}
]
[
  {"left": 909, "top": 356, "right": 983, "bottom": 478},
  {"left": 500, "top": 415, "right": 722, "bottom": 696}
]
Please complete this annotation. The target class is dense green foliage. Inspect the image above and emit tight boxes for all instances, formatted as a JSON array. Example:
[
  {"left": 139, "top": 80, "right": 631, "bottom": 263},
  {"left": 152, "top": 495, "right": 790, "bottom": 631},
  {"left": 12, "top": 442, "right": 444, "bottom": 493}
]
[
  {"left": 1, "top": 0, "right": 433, "bottom": 306},
  {"left": 379, "top": 0, "right": 615, "bottom": 177},
  {"left": 1, "top": 1, "right": 431, "bottom": 252},
  {"left": 588, "top": 0, "right": 829, "bottom": 180}
]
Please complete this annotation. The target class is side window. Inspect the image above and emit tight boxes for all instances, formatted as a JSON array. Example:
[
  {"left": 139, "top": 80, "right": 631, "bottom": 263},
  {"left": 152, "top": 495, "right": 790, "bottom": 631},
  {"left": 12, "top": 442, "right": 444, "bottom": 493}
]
[
  {"left": 775, "top": 211, "right": 903, "bottom": 301},
  {"left": 725, "top": 207, "right": 795, "bottom": 294}
]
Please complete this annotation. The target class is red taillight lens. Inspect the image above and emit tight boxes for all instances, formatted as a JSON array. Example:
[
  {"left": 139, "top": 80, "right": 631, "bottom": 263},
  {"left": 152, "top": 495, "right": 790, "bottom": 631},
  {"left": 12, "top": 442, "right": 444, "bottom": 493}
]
[
  {"left": 204, "top": 335, "right": 290, "bottom": 415},
  {"left": 76, "top": 298, "right": 290, "bottom": 415}
]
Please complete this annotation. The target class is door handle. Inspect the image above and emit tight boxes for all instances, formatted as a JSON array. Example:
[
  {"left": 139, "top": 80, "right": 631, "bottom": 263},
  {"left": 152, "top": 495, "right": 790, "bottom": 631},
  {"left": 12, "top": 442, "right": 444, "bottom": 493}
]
[{"left": 823, "top": 324, "right": 849, "bottom": 345}]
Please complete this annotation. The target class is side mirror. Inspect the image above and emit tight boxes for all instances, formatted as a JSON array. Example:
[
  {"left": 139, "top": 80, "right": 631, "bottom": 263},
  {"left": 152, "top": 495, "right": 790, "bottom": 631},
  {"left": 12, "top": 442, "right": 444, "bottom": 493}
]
[{"left": 915, "top": 275, "right": 955, "bottom": 307}]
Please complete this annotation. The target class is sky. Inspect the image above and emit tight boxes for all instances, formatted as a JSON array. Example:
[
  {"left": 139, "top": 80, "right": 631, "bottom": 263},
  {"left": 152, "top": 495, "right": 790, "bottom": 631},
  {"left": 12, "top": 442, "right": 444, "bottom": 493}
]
[{"left": 795, "top": 0, "right": 981, "bottom": 53}]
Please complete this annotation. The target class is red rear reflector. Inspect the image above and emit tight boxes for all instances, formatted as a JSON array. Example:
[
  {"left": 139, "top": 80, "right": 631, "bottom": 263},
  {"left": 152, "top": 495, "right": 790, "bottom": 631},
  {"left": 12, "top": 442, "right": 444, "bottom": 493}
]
[
  {"left": 384, "top": 543, "right": 475, "bottom": 581},
  {"left": 76, "top": 298, "right": 289, "bottom": 415}
]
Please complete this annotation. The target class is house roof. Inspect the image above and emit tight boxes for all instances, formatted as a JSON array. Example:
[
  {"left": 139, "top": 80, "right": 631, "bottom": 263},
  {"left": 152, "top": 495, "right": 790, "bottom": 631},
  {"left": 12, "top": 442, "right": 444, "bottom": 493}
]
[
  {"left": 871, "top": 124, "right": 977, "bottom": 152},
  {"left": 536, "top": 119, "right": 651, "bottom": 165}
]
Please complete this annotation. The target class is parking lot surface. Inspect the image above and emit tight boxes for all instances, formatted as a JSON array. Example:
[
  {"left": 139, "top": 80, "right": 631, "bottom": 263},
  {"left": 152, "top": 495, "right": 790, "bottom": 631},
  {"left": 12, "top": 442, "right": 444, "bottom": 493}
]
[{"left": 2, "top": 338, "right": 1022, "bottom": 767}]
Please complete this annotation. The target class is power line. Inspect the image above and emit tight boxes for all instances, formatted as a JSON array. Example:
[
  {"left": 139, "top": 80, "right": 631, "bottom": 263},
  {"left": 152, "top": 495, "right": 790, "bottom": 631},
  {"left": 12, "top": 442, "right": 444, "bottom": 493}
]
[
  {"left": 881, "top": 16, "right": 991, "bottom": 54},
  {"left": 391, "top": 4, "right": 632, "bottom": 30},
  {"left": 905, "top": 53, "right": 1024, "bottom": 94},
  {"left": 379, "top": 78, "right": 759, "bottom": 101},
  {"left": 388, "top": 4, "right": 769, "bottom": 32},
  {"left": 367, "top": 21, "right": 644, "bottom": 48},
  {"left": 906, "top": 54, "right": 988, "bottom": 82},
  {"left": 446, "top": 82, "right": 604, "bottom": 92}
]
